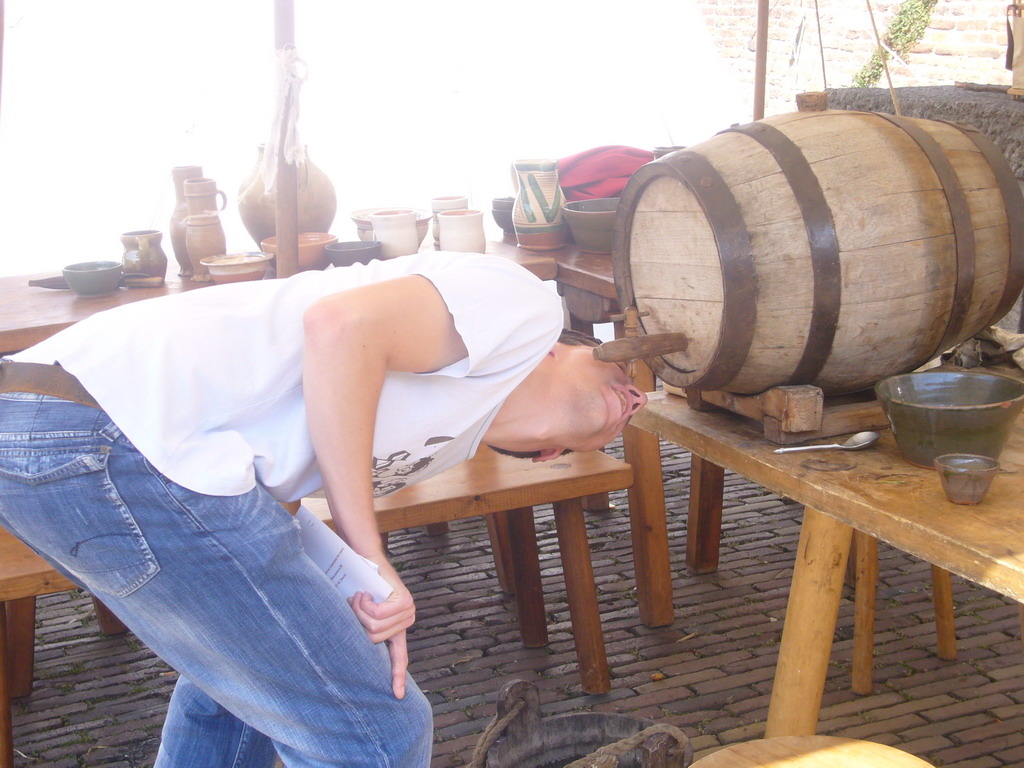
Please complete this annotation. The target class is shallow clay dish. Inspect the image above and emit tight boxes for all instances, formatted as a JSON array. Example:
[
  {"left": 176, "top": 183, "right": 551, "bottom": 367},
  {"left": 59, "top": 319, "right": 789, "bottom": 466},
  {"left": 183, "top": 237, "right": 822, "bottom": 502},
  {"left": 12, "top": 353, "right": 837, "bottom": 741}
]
[{"left": 200, "top": 252, "right": 273, "bottom": 284}]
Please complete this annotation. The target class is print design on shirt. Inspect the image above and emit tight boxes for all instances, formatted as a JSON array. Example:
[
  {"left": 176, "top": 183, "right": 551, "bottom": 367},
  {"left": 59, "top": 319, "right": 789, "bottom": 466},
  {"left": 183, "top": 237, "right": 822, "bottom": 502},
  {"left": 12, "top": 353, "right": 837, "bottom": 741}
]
[{"left": 370, "top": 436, "right": 454, "bottom": 496}]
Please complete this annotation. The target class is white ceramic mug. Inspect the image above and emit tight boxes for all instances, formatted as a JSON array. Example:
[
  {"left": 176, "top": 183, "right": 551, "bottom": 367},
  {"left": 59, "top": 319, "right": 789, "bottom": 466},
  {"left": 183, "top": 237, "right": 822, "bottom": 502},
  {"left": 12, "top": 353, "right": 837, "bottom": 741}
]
[
  {"left": 430, "top": 195, "right": 470, "bottom": 244},
  {"left": 438, "top": 209, "right": 486, "bottom": 253},
  {"left": 370, "top": 209, "right": 420, "bottom": 259}
]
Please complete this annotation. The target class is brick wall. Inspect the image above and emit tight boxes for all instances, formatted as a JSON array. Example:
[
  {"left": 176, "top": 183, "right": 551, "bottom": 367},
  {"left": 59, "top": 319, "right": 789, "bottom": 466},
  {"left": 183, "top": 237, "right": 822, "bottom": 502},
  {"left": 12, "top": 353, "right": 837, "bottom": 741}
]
[{"left": 695, "top": 0, "right": 1012, "bottom": 118}]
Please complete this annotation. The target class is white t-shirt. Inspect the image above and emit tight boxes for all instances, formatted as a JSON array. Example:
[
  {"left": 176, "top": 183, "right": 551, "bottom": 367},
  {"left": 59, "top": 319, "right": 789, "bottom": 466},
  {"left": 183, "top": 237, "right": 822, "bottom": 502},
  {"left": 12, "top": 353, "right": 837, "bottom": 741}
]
[{"left": 14, "top": 252, "right": 563, "bottom": 501}]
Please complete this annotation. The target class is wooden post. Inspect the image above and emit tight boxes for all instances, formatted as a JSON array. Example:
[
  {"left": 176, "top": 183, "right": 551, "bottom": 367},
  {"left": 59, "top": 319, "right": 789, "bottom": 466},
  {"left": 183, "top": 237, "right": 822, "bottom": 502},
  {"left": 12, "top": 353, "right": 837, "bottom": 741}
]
[
  {"left": 753, "top": 0, "right": 769, "bottom": 120},
  {"left": 273, "top": 0, "right": 299, "bottom": 278}
]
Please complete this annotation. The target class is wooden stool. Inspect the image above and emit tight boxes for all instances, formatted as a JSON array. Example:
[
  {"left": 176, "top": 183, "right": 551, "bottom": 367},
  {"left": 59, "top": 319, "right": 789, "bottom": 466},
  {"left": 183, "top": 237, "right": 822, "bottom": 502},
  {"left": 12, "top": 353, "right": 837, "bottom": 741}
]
[
  {"left": 1, "top": 528, "right": 127, "bottom": 768},
  {"left": 691, "top": 736, "right": 935, "bottom": 767},
  {"left": 303, "top": 447, "right": 634, "bottom": 695}
]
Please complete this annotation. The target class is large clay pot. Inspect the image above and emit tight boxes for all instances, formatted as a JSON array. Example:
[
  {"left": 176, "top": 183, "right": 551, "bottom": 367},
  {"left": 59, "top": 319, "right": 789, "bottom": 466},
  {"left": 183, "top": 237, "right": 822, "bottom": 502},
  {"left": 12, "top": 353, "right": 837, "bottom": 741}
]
[
  {"left": 614, "top": 110, "right": 1024, "bottom": 395},
  {"left": 169, "top": 165, "right": 203, "bottom": 276},
  {"left": 237, "top": 145, "right": 337, "bottom": 247}
]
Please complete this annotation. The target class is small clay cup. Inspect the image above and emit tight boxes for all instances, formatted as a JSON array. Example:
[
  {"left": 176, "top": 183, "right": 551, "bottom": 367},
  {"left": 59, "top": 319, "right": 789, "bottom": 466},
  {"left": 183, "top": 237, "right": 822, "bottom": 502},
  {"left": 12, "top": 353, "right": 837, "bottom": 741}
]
[
  {"left": 62, "top": 260, "right": 123, "bottom": 297},
  {"left": 326, "top": 240, "right": 384, "bottom": 268},
  {"left": 934, "top": 453, "right": 1000, "bottom": 505}
]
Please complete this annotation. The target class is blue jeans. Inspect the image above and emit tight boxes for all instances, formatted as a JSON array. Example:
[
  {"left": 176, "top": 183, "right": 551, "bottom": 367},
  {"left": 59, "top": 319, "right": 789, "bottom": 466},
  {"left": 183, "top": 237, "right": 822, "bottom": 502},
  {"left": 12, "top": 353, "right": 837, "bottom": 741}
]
[{"left": 0, "top": 393, "right": 432, "bottom": 768}]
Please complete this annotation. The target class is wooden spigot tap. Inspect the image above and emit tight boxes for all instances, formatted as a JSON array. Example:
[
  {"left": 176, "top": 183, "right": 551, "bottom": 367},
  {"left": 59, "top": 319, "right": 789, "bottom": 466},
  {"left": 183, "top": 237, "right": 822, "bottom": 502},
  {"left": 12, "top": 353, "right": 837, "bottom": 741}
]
[{"left": 592, "top": 306, "right": 689, "bottom": 378}]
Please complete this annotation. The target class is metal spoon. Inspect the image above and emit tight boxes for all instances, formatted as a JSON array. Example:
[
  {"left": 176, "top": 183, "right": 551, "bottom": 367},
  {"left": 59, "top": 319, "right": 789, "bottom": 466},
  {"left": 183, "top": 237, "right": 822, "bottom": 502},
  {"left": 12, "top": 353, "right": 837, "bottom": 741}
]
[{"left": 773, "top": 431, "right": 881, "bottom": 454}]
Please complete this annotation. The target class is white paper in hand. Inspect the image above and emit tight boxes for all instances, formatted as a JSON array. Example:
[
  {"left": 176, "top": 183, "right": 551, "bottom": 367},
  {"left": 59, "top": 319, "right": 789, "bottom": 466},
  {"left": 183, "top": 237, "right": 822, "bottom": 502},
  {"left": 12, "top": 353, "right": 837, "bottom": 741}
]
[{"left": 295, "top": 505, "right": 394, "bottom": 603}]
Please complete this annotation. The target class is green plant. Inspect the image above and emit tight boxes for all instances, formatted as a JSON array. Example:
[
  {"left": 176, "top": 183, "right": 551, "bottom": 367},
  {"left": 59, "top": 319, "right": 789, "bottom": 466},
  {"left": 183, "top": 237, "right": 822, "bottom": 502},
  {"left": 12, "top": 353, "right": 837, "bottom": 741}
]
[{"left": 853, "top": 0, "right": 938, "bottom": 87}]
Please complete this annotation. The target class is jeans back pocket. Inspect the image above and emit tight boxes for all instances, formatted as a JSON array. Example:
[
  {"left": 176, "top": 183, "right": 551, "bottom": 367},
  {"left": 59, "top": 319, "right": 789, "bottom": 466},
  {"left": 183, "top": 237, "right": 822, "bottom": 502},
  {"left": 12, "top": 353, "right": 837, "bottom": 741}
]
[{"left": 0, "top": 442, "right": 160, "bottom": 598}]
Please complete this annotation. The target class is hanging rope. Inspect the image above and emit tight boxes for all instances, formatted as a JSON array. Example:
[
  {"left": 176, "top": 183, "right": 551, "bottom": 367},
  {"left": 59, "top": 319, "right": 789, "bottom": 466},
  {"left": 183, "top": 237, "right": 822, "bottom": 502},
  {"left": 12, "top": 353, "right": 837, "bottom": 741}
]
[
  {"left": 813, "top": 0, "right": 828, "bottom": 89},
  {"left": 865, "top": 0, "right": 902, "bottom": 115},
  {"left": 261, "top": 44, "right": 309, "bottom": 195}
]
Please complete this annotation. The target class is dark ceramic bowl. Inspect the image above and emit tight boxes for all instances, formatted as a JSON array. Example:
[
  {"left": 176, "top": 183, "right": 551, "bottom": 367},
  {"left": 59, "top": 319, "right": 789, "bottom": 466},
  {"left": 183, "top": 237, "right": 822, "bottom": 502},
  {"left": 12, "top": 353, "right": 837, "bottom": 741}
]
[
  {"left": 562, "top": 198, "right": 619, "bottom": 254},
  {"left": 874, "top": 370, "right": 1024, "bottom": 467},
  {"left": 326, "top": 240, "right": 384, "bottom": 267},
  {"left": 62, "top": 260, "right": 123, "bottom": 297},
  {"left": 491, "top": 197, "right": 516, "bottom": 235}
]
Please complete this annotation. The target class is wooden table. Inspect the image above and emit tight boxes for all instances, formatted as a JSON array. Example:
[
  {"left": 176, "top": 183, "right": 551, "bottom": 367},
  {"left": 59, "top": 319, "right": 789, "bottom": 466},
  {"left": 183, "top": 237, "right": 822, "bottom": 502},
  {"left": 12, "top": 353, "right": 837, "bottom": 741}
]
[
  {"left": 0, "top": 240, "right": 557, "bottom": 356},
  {"left": 633, "top": 390, "right": 1024, "bottom": 736}
]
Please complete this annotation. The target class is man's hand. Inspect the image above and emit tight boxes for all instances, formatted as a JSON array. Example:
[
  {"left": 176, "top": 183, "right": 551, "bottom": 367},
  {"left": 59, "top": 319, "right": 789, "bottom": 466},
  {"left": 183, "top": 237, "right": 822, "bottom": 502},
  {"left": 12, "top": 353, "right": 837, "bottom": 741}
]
[{"left": 348, "top": 561, "right": 416, "bottom": 698}]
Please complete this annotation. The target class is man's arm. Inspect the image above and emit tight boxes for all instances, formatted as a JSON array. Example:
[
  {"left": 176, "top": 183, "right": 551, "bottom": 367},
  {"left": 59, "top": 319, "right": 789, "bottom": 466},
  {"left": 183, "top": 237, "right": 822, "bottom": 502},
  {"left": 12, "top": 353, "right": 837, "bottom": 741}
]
[{"left": 302, "top": 274, "right": 468, "bottom": 697}]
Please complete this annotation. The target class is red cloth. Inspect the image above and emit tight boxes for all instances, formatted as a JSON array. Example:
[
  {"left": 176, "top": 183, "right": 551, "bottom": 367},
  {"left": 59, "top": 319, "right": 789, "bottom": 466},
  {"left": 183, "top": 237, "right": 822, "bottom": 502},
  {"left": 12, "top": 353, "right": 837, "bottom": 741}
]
[{"left": 557, "top": 145, "right": 655, "bottom": 201}]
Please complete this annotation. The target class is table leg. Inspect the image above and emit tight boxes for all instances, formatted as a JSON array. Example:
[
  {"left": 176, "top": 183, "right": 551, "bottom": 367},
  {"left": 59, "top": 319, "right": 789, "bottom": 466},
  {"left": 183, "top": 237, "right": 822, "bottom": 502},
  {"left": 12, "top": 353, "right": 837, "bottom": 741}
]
[
  {"left": 687, "top": 457, "right": 724, "bottom": 573},
  {"left": 624, "top": 358, "right": 674, "bottom": 628},
  {"left": 931, "top": 565, "right": 957, "bottom": 661},
  {"left": 569, "top": 315, "right": 614, "bottom": 514},
  {"left": 765, "top": 507, "right": 853, "bottom": 737},
  {"left": 6, "top": 598, "right": 34, "bottom": 698},
  {"left": 1, "top": 602, "right": 13, "bottom": 768},
  {"left": 553, "top": 498, "right": 611, "bottom": 694},
  {"left": 486, "top": 511, "right": 516, "bottom": 595},
  {"left": 505, "top": 507, "right": 548, "bottom": 648},
  {"left": 852, "top": 531, "right": 879, "bottom": 695}
]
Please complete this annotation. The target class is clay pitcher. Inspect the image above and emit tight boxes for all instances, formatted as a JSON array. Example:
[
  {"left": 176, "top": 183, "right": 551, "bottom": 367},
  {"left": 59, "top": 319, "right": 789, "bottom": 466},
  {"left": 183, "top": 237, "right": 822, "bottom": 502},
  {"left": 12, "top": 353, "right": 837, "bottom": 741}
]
[
  {"left": 169, "top": 165, "right": 203, "bottom": 276},
  {"left": 512, "top": 159, "right": 568, "bottom": 251},
  {"left": 120, "top": 229, "right": 168, "bottom": 287},
  {"left": 184, "top": 177, "right": 228, "bottom": 216},
  {"left": 237, "top": 145, "right": 338, "bottom": 247}
]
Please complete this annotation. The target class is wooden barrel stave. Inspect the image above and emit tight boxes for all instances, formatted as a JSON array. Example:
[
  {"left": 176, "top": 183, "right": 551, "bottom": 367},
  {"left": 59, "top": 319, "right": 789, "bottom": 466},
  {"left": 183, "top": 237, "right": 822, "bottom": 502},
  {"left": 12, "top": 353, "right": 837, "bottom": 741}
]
[{"left": 616, "top": 110, "right": 1023, "bottom": 395}]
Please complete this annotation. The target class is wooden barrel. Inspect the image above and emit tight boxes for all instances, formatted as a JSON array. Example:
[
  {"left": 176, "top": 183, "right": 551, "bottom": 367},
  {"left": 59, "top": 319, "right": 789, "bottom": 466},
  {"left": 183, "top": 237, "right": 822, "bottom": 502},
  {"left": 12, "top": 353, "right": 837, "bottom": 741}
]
[{"left": 614, "top": 110, "right": 1024, "bottom": 395}]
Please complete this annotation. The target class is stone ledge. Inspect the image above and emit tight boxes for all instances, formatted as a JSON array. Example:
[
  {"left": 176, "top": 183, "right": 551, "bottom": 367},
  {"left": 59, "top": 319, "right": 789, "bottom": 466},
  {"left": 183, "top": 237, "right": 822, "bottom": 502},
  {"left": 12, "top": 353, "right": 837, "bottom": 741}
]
[{"left": 825, "top": 86, "right": 1024, "bottom": 179}]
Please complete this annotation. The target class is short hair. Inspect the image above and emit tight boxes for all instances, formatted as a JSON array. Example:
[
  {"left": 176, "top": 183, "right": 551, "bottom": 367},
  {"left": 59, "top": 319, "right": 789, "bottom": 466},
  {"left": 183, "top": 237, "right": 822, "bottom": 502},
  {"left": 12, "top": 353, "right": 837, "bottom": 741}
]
[
  {"left": 558, "top": 328, "right": 601, "bottom": 348},
  {"left": 487, "top": 328, "right": 601, "bottom": 460}
]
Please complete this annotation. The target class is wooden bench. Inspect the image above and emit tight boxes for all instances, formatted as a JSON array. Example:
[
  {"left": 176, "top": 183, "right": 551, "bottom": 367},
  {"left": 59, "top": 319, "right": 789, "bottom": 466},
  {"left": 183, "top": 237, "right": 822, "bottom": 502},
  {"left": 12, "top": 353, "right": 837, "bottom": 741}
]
[
  {"left": 303, "top": 447, "right": 634, "bottom": 696},
  {"left": 0, "top": 529, "right": 127, "bottom": 768}
]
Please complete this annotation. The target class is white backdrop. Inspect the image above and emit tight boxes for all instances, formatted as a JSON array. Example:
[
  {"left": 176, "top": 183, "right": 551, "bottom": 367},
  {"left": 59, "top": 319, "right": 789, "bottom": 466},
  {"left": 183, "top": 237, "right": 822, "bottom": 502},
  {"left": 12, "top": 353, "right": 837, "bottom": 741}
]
[{"left": 0, "top": 0, "right": 746, "bottom": 278}]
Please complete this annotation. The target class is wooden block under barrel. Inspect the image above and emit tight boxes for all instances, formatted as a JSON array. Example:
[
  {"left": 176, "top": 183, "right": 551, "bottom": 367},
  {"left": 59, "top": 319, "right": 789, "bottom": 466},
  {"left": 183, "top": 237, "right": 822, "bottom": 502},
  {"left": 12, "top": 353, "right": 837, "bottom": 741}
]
[{"left": 673, "top": 384, "right": 889, "bottom": 445}]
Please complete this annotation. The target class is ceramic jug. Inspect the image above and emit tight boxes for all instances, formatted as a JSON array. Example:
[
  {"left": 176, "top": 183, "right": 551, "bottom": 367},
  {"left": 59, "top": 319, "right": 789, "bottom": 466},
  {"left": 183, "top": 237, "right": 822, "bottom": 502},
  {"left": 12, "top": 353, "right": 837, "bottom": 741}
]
[
  {"left": 184, "top": 214, "right": 226, "bottom": 282},
  {"left": 120, "top": 229, "right": 168, "bottom": 287},
  {"left": 512, "top": 159, "right": 568, "bottom": 251},
  {"left": 169, "top": 165, "right": 203, "bottom": 276},
  {"left": 237, "top": 145, "right": 338, "bottom": 247}
]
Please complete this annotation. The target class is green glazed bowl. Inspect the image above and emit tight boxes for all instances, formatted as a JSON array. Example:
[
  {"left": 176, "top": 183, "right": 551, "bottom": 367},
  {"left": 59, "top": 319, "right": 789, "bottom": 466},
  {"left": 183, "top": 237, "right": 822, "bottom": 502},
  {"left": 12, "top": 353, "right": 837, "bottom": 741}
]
[
  {"left": 62, "top": 260, "right": 123, "bottom": 297},
  {"left": 875, "top": 370, "right": 1024, "bottom": 468}
]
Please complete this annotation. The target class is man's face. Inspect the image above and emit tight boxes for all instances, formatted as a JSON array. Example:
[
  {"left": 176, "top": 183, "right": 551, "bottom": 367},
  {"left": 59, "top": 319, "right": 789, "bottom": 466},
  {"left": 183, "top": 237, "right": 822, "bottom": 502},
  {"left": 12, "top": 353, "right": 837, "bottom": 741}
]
[{"left": 552, "top": 345, "right": 648, "bottom": 453}]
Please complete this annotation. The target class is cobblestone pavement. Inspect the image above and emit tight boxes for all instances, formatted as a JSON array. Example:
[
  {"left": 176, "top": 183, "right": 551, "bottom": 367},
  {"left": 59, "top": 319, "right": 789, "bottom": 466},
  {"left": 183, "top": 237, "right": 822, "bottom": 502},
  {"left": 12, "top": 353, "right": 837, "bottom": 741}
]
[{"left": 10, "top": 439, "right": 1024, "bottom": 767}]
